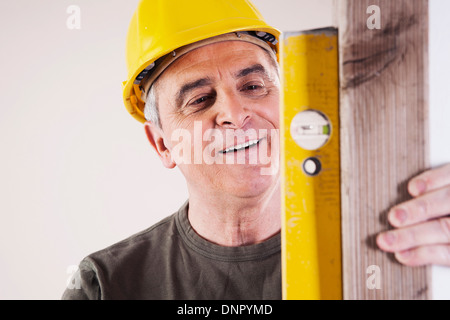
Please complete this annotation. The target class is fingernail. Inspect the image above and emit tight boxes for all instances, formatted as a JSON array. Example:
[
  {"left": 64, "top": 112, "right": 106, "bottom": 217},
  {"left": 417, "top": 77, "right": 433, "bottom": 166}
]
[
  {"left": 412, "top": 179, "right": 427, "bottom": 196},
  {"left": 390, "top": 208, "right": 408, "bottom": 225},
  {"left": 383, "top": 232, "right": 396, "bottom": 246}
]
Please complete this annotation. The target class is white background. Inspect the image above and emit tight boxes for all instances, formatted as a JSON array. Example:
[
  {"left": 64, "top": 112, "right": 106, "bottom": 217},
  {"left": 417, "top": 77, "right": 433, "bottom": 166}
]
[
  {"left": 429, "top": 0, "right": 450, "bottom": 300},
  {"left": 0, "top": 0, "right": 448, "bottom": 299}
]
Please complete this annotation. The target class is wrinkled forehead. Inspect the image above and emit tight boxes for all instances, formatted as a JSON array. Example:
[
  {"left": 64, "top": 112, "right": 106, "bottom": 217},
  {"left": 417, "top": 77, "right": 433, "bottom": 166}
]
[{"left": 158, "top": 41, "right": 279, "bottom": 85}]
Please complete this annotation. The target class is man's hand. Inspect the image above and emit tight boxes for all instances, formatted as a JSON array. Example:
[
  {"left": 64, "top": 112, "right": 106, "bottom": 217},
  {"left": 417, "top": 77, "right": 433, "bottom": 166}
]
[{"left": 377, "top": 164, "right": 450, "bottom": 267}]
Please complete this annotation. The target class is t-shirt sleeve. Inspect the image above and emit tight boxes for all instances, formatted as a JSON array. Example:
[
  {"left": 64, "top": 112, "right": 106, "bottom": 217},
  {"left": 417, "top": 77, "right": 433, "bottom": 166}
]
[{"left": 61, "top": 259, "right": 102, "bottom": 300}]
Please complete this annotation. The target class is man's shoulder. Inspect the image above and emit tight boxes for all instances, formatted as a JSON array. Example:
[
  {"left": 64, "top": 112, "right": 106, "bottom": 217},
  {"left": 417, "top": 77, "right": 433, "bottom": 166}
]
[
  {"left": 63, "top": 203, "right": 190, "bottom": 299},
  {"left": 86, "top": 213, "right": 177, "bottom": 265}
]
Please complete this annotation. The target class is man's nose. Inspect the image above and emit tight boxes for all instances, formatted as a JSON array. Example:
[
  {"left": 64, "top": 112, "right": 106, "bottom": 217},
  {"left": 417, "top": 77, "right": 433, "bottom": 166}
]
[{"left": 215, "top": 91, "right": 251, "bottom": 129}]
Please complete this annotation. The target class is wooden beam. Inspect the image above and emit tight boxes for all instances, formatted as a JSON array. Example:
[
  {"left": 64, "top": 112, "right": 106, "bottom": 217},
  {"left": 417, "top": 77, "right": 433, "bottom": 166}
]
[{"left": 336, "top": 0, "right": 431, "bottom": 299}]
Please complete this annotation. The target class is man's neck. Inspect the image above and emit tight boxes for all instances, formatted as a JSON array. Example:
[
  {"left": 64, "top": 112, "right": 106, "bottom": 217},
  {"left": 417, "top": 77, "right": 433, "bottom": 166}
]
[{"left": 186, "top": 180, "right": 281, "bottom": 247}]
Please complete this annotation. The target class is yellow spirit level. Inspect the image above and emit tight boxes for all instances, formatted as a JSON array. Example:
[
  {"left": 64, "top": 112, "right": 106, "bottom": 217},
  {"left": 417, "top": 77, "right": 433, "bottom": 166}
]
[{"left": 280, "top": 28, "right": 342, "bottom": 300}]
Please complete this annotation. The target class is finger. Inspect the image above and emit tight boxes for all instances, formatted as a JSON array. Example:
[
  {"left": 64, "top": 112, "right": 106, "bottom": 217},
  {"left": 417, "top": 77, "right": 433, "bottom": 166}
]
[
  {"left": 377, "top": 217, "right": 450, "bottom": 252},
  {"left": 408, "top": 163, "right": 450, "bottom": 197},
  {"left": 394, "top": 245, "right": 450, "bottom": 267},
  {"left": 388, "top": 186, "right": 450, "bottom": 227}
]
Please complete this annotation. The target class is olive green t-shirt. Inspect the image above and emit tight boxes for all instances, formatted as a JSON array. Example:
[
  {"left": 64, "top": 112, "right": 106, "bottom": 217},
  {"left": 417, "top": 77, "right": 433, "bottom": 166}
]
[{"left": 62, "top": 201, "right": 281, "bottom": 300}]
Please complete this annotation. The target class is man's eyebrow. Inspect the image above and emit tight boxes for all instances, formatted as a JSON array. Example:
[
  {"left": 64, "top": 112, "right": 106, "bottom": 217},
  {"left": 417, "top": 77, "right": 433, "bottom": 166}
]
[
  {"left": 176, "top": 78, "right": 212, "bottom": 107},
  {"left": 235, "top": 64, "right": 269, "bottom": 79}
]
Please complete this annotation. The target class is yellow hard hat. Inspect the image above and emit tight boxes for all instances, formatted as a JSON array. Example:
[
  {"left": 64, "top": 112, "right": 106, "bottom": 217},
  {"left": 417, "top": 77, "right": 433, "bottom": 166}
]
[{"left": 122, "top": 0, "right": 281, "bottom": 123}]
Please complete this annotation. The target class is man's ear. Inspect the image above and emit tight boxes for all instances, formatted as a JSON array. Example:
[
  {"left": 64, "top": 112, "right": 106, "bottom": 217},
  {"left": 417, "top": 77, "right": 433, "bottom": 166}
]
[{"left": 144, "top": 121, "right": 176, "bottom": 169}]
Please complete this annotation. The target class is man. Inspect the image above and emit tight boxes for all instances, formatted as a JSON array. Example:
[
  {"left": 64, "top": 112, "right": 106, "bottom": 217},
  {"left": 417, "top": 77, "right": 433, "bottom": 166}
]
[{"left": 62, "top": 0, "right": 450, "bottom": 299}]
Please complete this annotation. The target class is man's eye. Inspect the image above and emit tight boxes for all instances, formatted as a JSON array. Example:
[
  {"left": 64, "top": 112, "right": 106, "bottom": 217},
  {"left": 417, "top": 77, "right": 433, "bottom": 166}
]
[
  {"left": 242, "top": 82, "right": 265, "bottom": 92},
  {"left": 246, "top": 85, "right": 261, "bottom": 90},
  {"left": 191, "top": 96, "right": 210, "bottom": 105}
]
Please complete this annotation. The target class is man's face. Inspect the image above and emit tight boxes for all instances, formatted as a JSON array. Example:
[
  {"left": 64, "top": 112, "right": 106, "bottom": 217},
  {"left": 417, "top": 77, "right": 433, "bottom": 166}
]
[{"left": 147, "top": 41, "right": 280, "bottom": 198}]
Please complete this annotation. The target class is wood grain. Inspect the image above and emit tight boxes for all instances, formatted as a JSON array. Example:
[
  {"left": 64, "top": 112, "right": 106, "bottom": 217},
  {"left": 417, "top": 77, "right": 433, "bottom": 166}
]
[{"left": 336, "top": 0, "right": 431, "bottom": 299}]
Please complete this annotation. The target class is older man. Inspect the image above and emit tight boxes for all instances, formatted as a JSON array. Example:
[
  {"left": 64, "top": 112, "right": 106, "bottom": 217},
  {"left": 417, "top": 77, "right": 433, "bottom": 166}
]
[{"left": 62, "top": 0, "right": 450, "bottom": 300}]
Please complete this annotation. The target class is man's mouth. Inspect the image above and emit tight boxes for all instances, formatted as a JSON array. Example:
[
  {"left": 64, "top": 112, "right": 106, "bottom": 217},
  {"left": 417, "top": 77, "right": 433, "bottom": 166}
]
[{"left": 218, "top": 138, "right": 263, "bottom": 154}]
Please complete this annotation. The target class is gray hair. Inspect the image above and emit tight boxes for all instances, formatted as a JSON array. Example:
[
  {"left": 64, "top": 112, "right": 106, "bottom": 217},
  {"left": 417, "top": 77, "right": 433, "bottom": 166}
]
[{"left": 144, "top": 83, "right": 161, "bottom": 128}]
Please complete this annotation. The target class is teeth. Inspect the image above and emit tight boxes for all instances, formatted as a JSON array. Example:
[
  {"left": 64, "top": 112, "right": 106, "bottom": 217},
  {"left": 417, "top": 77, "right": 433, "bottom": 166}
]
[{"left": 222, "top": 139, "right": 260, "bottom": 153}]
